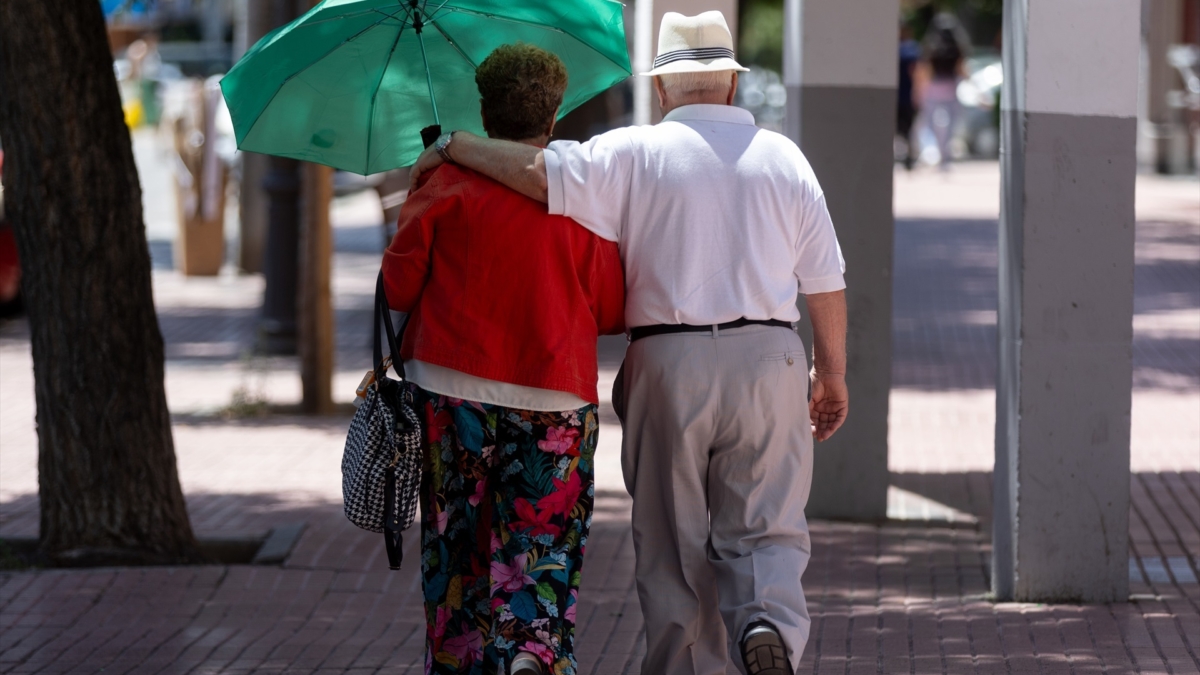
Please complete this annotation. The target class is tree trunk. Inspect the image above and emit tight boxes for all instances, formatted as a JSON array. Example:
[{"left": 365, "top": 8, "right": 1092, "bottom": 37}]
[
  {"left": 0, "top": 0, "right": 201, "bottom": 565},
  {"left": 298, "top": 163, "right": 334, "bottom": 415}
]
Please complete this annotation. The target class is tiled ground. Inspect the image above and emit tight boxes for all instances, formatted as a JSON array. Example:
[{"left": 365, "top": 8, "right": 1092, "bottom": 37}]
[{"left": 1, "top": 162, "right": 1197, "bottom": 674}]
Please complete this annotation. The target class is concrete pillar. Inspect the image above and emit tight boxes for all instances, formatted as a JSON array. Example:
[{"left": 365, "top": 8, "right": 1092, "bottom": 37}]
[
  {"left": 993, "top": 0, "right": 1139, "bottom": 603},
  {"left": 631, "top": 0, "right": 739, "bottom": 126},
  {"left": 785, "top": 0, "right": 897, "bottom": 521}
]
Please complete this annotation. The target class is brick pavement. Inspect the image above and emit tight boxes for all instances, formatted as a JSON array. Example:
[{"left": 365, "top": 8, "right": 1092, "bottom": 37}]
[{"left": 1, "top": 162, "right": 1198, "bottom": 673}]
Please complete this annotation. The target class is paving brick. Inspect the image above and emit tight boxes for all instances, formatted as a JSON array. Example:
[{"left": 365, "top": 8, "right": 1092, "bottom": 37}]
[{"left": 1, "top": 164, "right": 1198, "bottom": 672}]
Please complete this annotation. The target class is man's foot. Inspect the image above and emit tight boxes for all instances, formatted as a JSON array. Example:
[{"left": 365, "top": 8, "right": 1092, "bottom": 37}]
[
  {"left": 510, "top": 651, "right": 544, "bottom": 675},
  {"left": 740, "top": 621, "right": 793, "bottom": 675}
]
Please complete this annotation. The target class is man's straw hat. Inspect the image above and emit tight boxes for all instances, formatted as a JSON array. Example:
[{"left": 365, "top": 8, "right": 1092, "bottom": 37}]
[{"left": 642, "top": 11, "right": 749, "bottom": 77}]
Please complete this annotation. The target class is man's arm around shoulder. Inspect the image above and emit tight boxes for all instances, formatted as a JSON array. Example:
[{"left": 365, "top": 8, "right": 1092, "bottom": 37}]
[{"left": 411, "top": 132, "right": 548, "bottom": 203}]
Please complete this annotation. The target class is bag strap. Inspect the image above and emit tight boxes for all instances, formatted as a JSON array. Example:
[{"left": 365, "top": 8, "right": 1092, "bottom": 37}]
[
  {"left": 375, "top": 271, "right": 411, "bottom": 571},
  {"left": 373, "top": 271, "right": 410, "bottom": 380},
  {"left": 383, "top": 465, "right": 404, "bottom": 570}
]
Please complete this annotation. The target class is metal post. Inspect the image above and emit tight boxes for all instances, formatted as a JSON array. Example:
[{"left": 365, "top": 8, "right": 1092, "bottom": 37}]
[
  {"left": 257, "top": 0, "right": 303, "bottom": 355},
  {"left": 414, "top": 20, "right": 441, "bottom": 126},
  {"left": 258, "top": 157, "right": 301, "bottom": 355},
  {"left": 236, "top": 0, "right": 273, "bottom": 274}
]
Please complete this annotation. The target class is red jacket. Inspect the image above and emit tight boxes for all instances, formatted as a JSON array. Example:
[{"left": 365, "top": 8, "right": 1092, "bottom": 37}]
[{"left": 382, "top": 163, "right": 625, "bottom": 405}]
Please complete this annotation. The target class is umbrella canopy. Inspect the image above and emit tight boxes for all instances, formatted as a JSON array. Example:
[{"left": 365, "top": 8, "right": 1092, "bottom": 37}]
[{"left": 221, "top": 0, "right": 631, "bottom": 175}]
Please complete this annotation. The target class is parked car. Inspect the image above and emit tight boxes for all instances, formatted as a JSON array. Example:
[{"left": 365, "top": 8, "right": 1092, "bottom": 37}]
[{"left": 956, "top": 52, "right": 1003, "bottom": 157}]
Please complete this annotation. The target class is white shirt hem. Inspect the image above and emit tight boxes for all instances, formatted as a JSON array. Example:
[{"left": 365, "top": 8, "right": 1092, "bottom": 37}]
[
  {"left": 799, "top": 274, "right": 847, "bottom": 295},
  {"left": 407, "top": 360, "right": 590, "bottom": 412}
]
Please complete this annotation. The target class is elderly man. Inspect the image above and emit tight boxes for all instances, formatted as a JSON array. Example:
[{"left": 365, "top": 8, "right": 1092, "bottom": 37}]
[{"left": 411, "top": 12, "right": 848, "bottom": 675}]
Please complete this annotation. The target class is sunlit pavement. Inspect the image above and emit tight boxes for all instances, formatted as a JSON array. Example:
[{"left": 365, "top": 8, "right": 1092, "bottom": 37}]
[{"left": 1, "top": 146, "right": 1197, "bottom": 673}]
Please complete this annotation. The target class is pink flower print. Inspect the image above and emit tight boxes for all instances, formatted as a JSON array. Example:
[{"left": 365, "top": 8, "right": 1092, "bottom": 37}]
[
  {"left": 443, "top": 626, "right": 483, "bottom": 666},
  {"left": 434, "top": 507, "right": 448, "bottom": 534},
  {"left": 564, "top": 589, "right": 578, "bottom": 623},
  {"left": 435, "top": 606, "right": 452, "bottom": 638},
  {"left": 490, "top": 530, "right": 503, "bottom": 554},
  {"left": 468, "top": 479, "right": 486, "bottom": 507},
  {"left": 537, "top": 426, "right": 580, "bottom": 456},
  {"left": 520, "top": 640, "right": 556, "bottom": 666},
  {"left": 491, "top": 553, "right": 534, "bottom": 594}
]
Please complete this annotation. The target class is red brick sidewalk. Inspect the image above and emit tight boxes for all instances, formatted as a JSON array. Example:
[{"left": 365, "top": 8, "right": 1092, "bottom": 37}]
[
  {"left": 2, "top": 165, "right": 1198, "bottom": 674},
  {"left": 2, "top": 492, "right": 1198, "bottom": 674}
]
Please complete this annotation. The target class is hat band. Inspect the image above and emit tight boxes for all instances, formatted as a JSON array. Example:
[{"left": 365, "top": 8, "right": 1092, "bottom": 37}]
[{"left": 652, "top": 46, "right": 736, "bottom": 69}]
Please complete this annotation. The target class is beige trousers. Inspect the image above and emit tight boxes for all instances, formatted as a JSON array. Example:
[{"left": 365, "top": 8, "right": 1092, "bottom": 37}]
[{"left": 615, "top": 325, "right": 814, "bottom": 675}]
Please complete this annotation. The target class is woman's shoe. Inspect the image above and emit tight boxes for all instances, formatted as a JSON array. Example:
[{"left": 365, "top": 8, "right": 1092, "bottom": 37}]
[{"left": 510, "top": 651, "right": 544, "bottom": 675}]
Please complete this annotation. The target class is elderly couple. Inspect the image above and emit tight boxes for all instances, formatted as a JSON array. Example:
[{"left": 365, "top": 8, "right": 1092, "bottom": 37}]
[{"left": 382, "top": 11, "right": 848, "bottom": 675}]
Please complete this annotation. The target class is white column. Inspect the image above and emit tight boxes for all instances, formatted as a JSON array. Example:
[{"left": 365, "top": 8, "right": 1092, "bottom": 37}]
[
  {"left": 994, "top": 0, "right": 1140, "bottom": 603},
  {"left": 784, "top": 0, "right": 897, "bottom": 521},
  {"left": 632, "top": 0, "right": 654, "bottom": 126}
]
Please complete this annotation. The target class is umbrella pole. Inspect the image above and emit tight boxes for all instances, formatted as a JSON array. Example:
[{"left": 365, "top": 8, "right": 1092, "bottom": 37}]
[{"left": 415, "top": 25, "right": 440, "bottom": 127}]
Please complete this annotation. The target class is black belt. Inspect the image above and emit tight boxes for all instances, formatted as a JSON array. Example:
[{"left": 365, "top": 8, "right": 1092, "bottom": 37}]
[{"left": 629, "top": 318, "right": 792, "bottom": 342}]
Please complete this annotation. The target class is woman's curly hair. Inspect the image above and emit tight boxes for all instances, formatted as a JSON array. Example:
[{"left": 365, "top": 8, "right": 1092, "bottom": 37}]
[{"left": 475, "top": 43, "right": 568, "bottom": 141}]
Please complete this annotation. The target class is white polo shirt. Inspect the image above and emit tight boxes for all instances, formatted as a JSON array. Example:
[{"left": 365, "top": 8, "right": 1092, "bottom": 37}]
[{"left": 544, "top": 104, "right": 845, "bottom": 328}]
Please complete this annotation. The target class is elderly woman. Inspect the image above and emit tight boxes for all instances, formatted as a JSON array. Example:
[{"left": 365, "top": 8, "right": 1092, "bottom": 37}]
[{"left": 382, "top": 44, "right": 625, "bottom": 675}]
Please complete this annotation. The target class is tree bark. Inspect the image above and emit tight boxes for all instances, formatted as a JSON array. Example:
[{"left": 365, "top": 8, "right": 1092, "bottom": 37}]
[
  {"left": 0, "top": 0, "right": 201, "bottom": 565},
  {"left": 298, "top": 163, "right": 334, "bottom": 415}
]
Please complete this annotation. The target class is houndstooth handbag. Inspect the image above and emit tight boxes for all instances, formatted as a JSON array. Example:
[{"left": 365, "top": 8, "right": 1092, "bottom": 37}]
[{"left": 341, "top": 272, "right": 422, "bottom": 570}]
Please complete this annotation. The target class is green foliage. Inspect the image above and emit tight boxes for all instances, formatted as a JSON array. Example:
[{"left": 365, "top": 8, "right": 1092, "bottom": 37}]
[
  {"left": 734, "top": 0, "right": 998, "bottom": 68},
  {"left": 221, "top": 352, "right": 269, "bottom": 418},
  {"left": 737, "top": 0, "right": 1003, "bottom": 66},
  {"left": 739, "top": 0, "right": 784, "bottom": 71},
  {"left": 903, "top": 0, "right": 1003, "bottom": 45}
]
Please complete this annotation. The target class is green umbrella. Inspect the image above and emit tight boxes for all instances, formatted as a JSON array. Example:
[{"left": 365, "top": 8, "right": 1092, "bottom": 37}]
[{"left": 220, "top": 0, "right": 631, "bottom": 175}]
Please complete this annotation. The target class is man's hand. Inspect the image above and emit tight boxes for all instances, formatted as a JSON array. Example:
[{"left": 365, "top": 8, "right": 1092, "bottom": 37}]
[
  {"left": 409, "top": 145, "right": 445, "bottom": 192},
  {"left": 804, "top": 289, "right": 847, "bottom": 442},
  {"left": 809, "top": 370, "right": 848, "bottom": 442}
]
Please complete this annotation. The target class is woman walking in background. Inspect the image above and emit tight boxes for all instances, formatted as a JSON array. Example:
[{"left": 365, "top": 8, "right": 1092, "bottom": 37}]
[
  {"left": 918, "top": 12, "right": 970, "bottom": 170},
  {"left": 897, "top": 23, "right": 921, "bottom": 171},
  {"left": 382, "top": 44, "right": 625, "bottom": 675}
]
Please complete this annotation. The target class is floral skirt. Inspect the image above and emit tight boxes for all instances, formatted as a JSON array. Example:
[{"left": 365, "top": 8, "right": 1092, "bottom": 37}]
[{"left": 411, "top": 384, "right": 597, "bottom": 675}]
